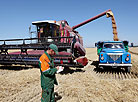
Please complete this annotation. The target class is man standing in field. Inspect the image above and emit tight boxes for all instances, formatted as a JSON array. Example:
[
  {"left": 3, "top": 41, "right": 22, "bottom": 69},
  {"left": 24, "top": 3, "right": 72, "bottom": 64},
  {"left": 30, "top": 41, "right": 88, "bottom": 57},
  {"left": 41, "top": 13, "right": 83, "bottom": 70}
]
[{"left": 39, "top": 44, "right": 59, "bottom": 102}]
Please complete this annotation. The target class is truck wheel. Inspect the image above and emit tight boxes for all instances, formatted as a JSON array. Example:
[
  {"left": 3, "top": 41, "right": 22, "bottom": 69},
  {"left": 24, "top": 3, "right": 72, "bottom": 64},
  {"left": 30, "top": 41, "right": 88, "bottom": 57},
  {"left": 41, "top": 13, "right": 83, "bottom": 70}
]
[
  {"left": 125, "top": 67, "right": 131, "bottom": 73},
  {"left": 98, "top": 66, "right": 104, "bottom": 72}
]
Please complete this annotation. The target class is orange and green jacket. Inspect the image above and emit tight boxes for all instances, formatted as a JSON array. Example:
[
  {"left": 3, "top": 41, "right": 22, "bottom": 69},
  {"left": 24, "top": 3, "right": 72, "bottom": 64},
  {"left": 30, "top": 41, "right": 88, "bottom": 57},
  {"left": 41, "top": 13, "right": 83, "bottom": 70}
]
[{"left": 39, "top": 51, "right": 58, "bottom": 89}]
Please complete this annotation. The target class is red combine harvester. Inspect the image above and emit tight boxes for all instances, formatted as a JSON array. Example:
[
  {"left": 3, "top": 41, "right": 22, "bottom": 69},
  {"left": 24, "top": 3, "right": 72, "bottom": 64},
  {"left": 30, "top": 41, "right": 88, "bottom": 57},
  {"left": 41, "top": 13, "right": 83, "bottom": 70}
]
[{"left": 0, "top": 9, "right": 114, "bottom": 68}]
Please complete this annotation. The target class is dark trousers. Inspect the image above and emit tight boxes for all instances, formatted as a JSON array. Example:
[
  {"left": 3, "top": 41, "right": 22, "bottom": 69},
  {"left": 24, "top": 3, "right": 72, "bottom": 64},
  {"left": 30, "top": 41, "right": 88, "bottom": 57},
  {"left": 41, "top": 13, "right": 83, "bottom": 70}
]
[{"left": 41, "top": 88, "right": 55, "bottom": 102}]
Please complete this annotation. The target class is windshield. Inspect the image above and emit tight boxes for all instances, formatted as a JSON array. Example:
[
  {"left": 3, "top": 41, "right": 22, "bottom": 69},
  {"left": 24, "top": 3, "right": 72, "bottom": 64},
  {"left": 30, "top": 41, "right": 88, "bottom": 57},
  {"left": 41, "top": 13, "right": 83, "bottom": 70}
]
[{"left": 103, "top": 43, "right": 124, "bottom": 49}]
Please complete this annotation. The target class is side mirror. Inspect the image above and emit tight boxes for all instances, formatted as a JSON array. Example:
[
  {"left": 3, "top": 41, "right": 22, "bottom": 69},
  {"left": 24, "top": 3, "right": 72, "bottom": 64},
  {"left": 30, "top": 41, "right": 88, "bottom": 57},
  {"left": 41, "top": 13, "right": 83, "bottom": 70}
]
[{"left": 95, "top": 43, "right": 97, "bottom": 47}]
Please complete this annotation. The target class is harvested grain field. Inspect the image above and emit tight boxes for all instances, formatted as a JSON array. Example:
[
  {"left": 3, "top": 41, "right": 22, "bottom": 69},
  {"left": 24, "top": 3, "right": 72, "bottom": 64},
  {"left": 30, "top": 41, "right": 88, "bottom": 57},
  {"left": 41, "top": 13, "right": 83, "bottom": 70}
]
[{"left": 0, "top": 48, "right": 138, "bottom": 102}]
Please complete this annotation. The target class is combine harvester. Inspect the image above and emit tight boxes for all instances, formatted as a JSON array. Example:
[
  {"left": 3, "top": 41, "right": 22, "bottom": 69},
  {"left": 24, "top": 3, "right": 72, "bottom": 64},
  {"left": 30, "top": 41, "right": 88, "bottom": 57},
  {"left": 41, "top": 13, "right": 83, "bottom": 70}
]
[{"left": 0, "top": 9, "right": 115, "bottom": 68}]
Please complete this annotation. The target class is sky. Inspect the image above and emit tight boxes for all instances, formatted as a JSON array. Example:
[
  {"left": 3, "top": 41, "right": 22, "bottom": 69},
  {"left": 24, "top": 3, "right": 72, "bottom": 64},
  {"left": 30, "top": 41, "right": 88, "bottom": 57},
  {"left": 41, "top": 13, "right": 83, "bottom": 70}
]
[{"left": 0, "top": 0, "right": 138, "bottom": 47}]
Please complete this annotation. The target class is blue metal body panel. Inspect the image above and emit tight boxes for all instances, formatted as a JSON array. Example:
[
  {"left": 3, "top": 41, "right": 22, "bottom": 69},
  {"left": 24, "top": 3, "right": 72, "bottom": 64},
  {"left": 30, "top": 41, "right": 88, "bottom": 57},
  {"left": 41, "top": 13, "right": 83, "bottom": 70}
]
[{"left": 98, "top": 41, "right": 132, "bottom": 68}]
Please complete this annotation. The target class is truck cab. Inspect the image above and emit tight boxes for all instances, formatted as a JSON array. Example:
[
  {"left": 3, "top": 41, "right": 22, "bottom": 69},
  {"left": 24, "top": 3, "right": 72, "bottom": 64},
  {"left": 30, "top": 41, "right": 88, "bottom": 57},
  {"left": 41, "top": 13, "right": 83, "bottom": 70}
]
[{"left": 96, "top": 41, "right": 132, "bottom": 72}]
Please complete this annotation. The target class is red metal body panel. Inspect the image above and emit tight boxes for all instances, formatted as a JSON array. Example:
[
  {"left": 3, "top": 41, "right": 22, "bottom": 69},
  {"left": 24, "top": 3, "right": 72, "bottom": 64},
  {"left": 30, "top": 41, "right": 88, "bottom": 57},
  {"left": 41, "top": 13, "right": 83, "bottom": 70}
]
[
  {"left": 75, "top": 56, "right": 88, "bottom": 66},
  {"left": 9, "top": 50, "right": 44, "bottom": 55},
  {"left": 74, "top": 42, "right": 86, "bottom": 56}
]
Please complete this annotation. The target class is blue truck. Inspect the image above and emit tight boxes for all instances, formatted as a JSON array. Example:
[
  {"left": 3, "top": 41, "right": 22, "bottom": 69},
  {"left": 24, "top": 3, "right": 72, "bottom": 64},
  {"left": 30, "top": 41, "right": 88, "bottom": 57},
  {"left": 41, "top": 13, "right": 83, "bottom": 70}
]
[{"left": 96, "top": 41, "right": 132, "bottom": 72}]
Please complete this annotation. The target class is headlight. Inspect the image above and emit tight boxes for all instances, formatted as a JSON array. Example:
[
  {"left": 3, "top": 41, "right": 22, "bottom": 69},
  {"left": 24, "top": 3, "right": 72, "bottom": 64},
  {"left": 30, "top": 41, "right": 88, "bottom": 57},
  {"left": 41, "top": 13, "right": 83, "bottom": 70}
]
[
  {"left": 101, "top": 56, "right": 104, "bottom": 60},
  {"left": 125, "top": 57, "right": 129, "bottom": 61}
]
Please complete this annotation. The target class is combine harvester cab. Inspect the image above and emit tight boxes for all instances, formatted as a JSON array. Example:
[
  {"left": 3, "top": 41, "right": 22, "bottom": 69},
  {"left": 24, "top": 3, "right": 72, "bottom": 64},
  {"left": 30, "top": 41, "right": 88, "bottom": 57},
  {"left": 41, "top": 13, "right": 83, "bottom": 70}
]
[
  {"left": 0, "top": 20, "right": 88, "bottom": 67},
  {"left": 96, "top": 41, "right": 132, "bottom": 72}
]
